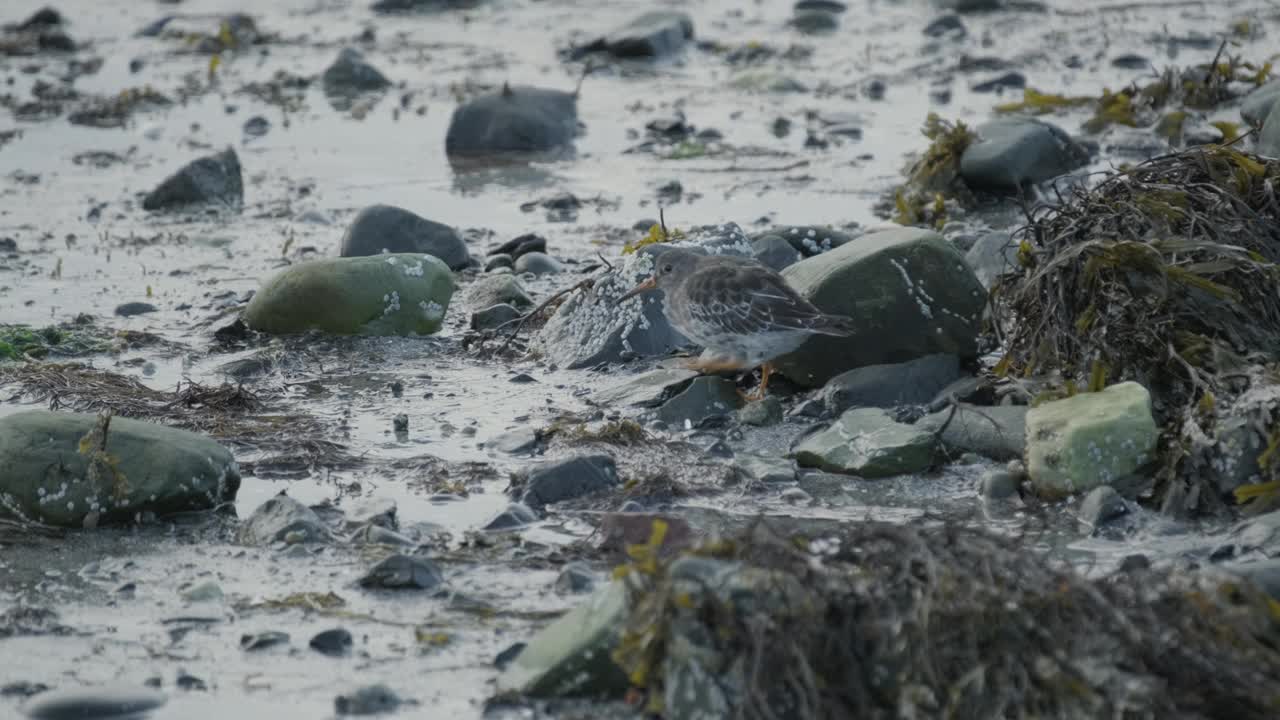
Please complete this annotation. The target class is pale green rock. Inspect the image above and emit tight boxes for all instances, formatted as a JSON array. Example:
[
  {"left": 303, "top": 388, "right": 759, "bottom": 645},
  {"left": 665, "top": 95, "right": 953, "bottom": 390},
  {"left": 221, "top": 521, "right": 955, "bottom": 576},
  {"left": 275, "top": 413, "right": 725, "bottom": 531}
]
[
  {"left": 1025, "top": 382, "right": 1158, "bottom": 499},
  {"left": 244, "top": 254, "right": 454, "bottom": 336},
  {"left": 0, "top": 410, "right": 240, "bottom": 527},
  {"left": 495, "top": 579, "right": 630, "bottom": 697},
  {"left": 791, "top": 407, "right": 937, "bottom": 477},
  {"left": 774, "top": 227, "right": 985, "bottom": 387}
]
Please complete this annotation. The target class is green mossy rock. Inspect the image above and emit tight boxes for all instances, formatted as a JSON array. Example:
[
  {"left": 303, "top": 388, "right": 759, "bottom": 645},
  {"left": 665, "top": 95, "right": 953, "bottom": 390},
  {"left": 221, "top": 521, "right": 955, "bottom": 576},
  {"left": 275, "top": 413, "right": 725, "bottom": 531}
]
[
  {"left": 1025, "top": 382, "right": 1159, "bottom": 499},
  {"left": 244, "top": 254, "right": 454, "bottom": 336},
  {"left": 0, "top": 410, "right": 240, "bottom": 527}
]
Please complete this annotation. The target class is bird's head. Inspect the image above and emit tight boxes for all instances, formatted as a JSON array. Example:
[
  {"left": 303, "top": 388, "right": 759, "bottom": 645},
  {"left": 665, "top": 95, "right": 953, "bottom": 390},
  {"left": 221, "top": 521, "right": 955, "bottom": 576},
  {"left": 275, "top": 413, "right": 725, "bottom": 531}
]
[{"left": 618, "top": 248, "right": 700, "bottom": 301}]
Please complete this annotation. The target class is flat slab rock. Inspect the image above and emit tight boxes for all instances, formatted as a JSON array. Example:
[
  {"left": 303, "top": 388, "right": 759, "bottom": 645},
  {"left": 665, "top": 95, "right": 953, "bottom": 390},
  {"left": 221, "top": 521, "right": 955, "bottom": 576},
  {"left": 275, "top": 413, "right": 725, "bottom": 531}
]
[{"left": 792, "top": 407, "right": 938, "bottom": 478}]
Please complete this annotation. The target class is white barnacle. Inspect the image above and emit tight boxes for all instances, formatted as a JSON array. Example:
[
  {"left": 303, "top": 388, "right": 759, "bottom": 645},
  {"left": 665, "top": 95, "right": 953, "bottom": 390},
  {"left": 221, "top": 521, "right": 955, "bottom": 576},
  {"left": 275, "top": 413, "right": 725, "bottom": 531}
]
[
  {"left": 386, "top": 257, "right": 399, "bottom": 265},
  {"left": 403, "top": 261, "right": 425, "bottom": 278}
]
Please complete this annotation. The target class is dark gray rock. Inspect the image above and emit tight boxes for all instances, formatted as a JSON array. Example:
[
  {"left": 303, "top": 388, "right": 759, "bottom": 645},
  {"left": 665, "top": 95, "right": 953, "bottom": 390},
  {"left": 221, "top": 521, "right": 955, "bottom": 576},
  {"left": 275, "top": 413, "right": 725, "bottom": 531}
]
[
  {"left": 751, "top": 234, "right": 802, "bottom": 271},
  {"left": 467, "top": 274, "right": 532, "bottom": 310},
  {"left": 959, "top": 118, "right": 1088, "bottom": 192},
  {"left": 821, "top": 354, "right": 965, "bottom": 414},
  {"left": 471, "top": 303, "right": 521, "bottom": 331},
  {"left": 921, "top": 403, "right": 1026, "bottom": 461},
  {"left": 310, "top": 628, "right": 354, "bottom": 657},
  {"left": 792, "top": 10, "right": 839, "bottom": 33},
  {"left": 592, "top": 11, "right": 693, "bottom": 59},
  {"left": 237, "top": 495, "right": 332, "bottom": 546},
  {"left": 445, "top": 85, "right": 578, "bottom": 158},
  {"left": 114, "top": 301, "right": 157, "bottom": 317},
  {"left": 520, "top": 455, "right": 619, "bottom": 507},
  {"left": 971, "top": 71, "right": 1026, "bottom": 93},
  {"left": 964, "top": 231, "right": 1015, "bottom": 290},
  {"left": 554, "top": 562, "right": 596, "bottom": 594},
  {"left": 485, "top": 253, "right": 513, "bottom": 272},
  {"left": 334, "top": 684, "right": 402, "bottom": 716},
  {"left": 483, "top": 502, "right": 538, "bottom": 530},
  {"left": 491, "top": 233, "right": 546, "bottom": 259},
  {"left": 657, "top": 377, "right": 743, "bottom": 427},
  {"left": 21, "top": 684, "right": 166, "bottom": 720},
  {"left": 796, "top": 0, "right": 846, "bottom": 11},
  {"left": 514, "top": 251, "right": 563, "bottom": 276},
  {"left": 923, "top": 13, "right": 966, "bottom": 37},
  {"left": 773, "top": 227, "right": 984, "bottom": 387},
  {"left": 240, "top": 631, "right": 290, "bottom": 651},
  {"left": 1078, "top": 485, "right": 1127, "bottom": 531},
  {"left": 980, "top": 468, "right": 1021, "bottom": 499},
  {"left": 1111, "top": 53, "right": 1149, "bottom": 70},
  {"left": 536, "top": 223, "right": 753, "bottom": 368},
  {"left": 737, "top": 396, "right": 782, "bottom": 427},
  {"left": 339, "top": 204, "right": 469, "bottom": 270},
  {"left": 358, "top": 554, "right": 444, "bottom": 590},
  {"left": 142, "top": 147, "right": 242, "bottom": 211},
  {"left": 322, "top": 48, "right": 390, "bottom": 98}
]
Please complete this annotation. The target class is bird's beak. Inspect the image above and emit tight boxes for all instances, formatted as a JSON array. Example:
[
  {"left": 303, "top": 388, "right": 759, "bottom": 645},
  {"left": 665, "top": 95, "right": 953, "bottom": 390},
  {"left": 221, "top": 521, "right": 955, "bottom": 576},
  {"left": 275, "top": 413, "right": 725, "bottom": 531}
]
[{"left": 618, "top": 276, "right": 656, "bottom": 302}]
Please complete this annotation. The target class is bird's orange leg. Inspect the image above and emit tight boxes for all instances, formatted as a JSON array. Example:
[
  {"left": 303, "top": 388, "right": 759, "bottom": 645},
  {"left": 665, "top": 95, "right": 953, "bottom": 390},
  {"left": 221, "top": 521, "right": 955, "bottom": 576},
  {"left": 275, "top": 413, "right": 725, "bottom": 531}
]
[{"left": 742, "top": 363, "right": 774, "bottom": 402}]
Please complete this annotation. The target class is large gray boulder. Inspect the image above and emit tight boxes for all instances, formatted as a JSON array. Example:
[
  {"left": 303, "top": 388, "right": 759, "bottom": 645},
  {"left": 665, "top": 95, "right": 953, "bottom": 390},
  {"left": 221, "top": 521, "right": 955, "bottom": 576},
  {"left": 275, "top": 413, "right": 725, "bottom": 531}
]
[
  {"left": 142, "top": 147, "right": 242, "bottom": 211},
  {"left": 959, "top": 118, "right": 1089, "bottom": 191},
  {"left": 773, "top": 227, "right": 985, "bottom": 387},
  {"left": 0, "top": 410, "right": 239, "bottom": 527},
  {"left": 244, "top": 254, "right": 454, "bottom": 336},
  {"left": 339, "top": 204, "right": 470, "bottom": 270},
  {"left": 445, "top": 85, "right": 579, "bottom": 158},
  {"left": 535, "top": 224, "right": 754, "bottom": 369}
]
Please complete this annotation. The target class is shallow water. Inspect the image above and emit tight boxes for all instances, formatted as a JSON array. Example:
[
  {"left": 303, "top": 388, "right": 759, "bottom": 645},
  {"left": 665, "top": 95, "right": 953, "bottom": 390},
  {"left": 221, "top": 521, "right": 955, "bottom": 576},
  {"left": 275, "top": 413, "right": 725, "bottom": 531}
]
[{"left": 1, "top": 0, "right": 1273, "bottom": 716}]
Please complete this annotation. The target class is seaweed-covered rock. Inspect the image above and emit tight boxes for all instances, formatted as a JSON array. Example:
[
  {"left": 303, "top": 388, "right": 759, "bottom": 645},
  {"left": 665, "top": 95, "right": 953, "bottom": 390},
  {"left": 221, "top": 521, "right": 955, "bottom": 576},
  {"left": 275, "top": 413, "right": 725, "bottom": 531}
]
[
  {"left": 820, "top": 353, "right": 964, "bottom": 414},
  {"left": 237, "top": 495, "right": 332, "bottom": 546},
  {"left": 792, "top": 407, "right": 938, "bottom": 477},
  {"left": 1025, "top": 382, "right": 1159, "bottom": 499},
  {"left": 445, "top": 85, "right": 579, "bottom": 158},
  {"left": 535, "top": 223, "right": 754, "bottom": 369},
  {"left": 0, "top": 410, "right": 239, "bottom": 527},
  {"left": 244, "top": 254, "right": 454, "bottom": 336},
  {"left": 959, "top": 118, "right": 1088, "bottom": 191},
  {"left": 141, "top": 147, "right": 242, "bottom": 211},
  {"left": 339, "top": 204, "right": 469, "bottom": 270},
  {"left": 322, "top": 48, "right": 390, "bottom": 103},
  {"left": 496, "top": 579, "right": 630, "bottom": 696},
  {"left": 577, "top": 11, "right": 694, "bottom": 59},
  {"left": 773, "top": 227, "right": 985, "bottom": 387}
]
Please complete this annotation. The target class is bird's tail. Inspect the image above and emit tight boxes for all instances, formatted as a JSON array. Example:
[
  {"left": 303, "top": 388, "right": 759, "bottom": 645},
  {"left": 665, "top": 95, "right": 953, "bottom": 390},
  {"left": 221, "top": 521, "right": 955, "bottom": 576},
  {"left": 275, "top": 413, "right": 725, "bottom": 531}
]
[{"left": 809, "top": 313, "right": 857, "bottom": 337}]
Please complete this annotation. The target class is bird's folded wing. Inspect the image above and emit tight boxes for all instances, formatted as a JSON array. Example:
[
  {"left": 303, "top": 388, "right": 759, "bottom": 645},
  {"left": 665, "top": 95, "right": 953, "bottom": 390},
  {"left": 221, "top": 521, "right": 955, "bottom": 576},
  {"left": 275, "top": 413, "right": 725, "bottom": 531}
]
[{"left": 684, "top": 268, "right": 829, "bottom": 335}]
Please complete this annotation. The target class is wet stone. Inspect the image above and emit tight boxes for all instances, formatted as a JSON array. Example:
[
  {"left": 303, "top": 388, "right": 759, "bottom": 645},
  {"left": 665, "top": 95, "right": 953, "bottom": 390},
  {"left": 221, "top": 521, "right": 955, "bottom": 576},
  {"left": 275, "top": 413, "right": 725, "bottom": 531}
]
[
  {"left": 237, "top": 495, "right": 333, "bottom": 546},
  {"left": 491, "top": 233, "right": 546, "bottom": 260},
  {"left": 471, "top": 303, "right": 522, "bottom": 331},
  {"left": 142, "top": 147, "right": 243, "bottom": 212},
  {"left": 243, "top": 115, "right": 270, "bottom": 137},
  {"left": 485, "top": 253, "right": 513, "bottom": 272},
  {"left": 750, "top": 234, "right": 802, "bottom": 271},
  {"left": 792, "top": 10, "right": 839, "bottom": 33},
  {"left": 554, "top": 562, "right": 596, "bottom": 594},
  {"left": 923, "top": 13, "right": 966, "bottom": 37},
  {"left": 821, "top": 354, "right": 965, "bottom": 414},
  {"left": 467, "top": 274, "right": 533, "bottom": 310},
  {"left": 240, "top": 631, "right": 290, "bottom": 651},
  {"left": 657, "top": 376, "right": 743, "bottom": 428},
  {"left": 513, "top": 251, "right": 563, "bottom": 276},
  {"left": 113, "top": 301, "right": 156, "bottom": 317},
  {"left": 734, "top": 454, "right": 796, "bottom": 484},
  {"left": 445, "top": 85, "right": 578, "bottom": 158},
  {"left": 959, "top": 118, "right": 1089, "bottom": 192},
  {"left": 339, "top": 204, "right": 470, "bottom": 270},
  {"left": 1078, "top": 485, "right": 1127, "bottom": 531},
  {"left": 243, "top": 254, "right": 454, "bottom": 337},
  {"left": 795, "top": 0, "right": 847, "bottom": 12},
  {"left": 1258, "top": 97, "right": 1280, "bottom": 158},
  {"left": 921, "top": 403, "right": 1026, "bottom": 461},
  {"left": 590, "top": 11, "right": 694, "bottom": 59},
  {"left": 21, "top": 684, "right": 167, "bottom": 720},
  {"left": 488, "top": 426, "right": 539, "bottom": 454},
  {"left": 334, "top": 684, "right": 403, "bottom": 716},
  {"left": 310, "top": 627, "right": 354, "bottom": 657},
  {"left": 358, "top": 554, "right": 444, "bottom": 590},
  {"left": 0, "top": 410, "right": 240, "bottom": 528},
  {"left": 591, "top": 368, "right": 698, "bottom": 408},
  {"left": 792, "top": 408, "right": 938, "bottom": 477},
  {"left": 520, "top": 454, "right": 619, "bottom": 508},
  {"left": 180, "top": 581, "right": 223, "bottom": 603},
  {"left": 980, "top": 467, "right": 1021, "bottom": 499},
  {"left": 964, "top": 231, "right": 1016, "bottom": 290},
  {"left": 1241, "top": 79, "right": 1280, "bottom": 127},
  {"left": 1111, "top": 53, "right": 1149, "bottom": 70},
  {"left": 322, "top": 48, "right": 390, "bottom": 98},
  {"left": 174, "top": 671, "right": 206, "bottom": 692},
  {"left": 971, "top": 71, "right": 1026, "bottom": 93},
  {"left": 344, "top": 497, "right": 398, "bottom": 531},
  {"left": 737, "top": 396, "right": 782, "bottom": 427}
]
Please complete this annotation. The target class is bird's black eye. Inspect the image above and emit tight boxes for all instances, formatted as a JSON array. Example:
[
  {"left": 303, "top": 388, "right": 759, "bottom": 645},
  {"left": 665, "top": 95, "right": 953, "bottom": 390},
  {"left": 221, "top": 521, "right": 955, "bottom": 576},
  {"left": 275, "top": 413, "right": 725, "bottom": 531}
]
[{"left": 662, "top": 264, "right": 673, "bottom": 274}]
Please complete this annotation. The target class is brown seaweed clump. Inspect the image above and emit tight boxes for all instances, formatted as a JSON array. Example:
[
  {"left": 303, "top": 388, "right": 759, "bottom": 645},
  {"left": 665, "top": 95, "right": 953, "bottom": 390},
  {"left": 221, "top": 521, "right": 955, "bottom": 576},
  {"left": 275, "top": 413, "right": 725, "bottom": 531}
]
[
  {"left": 611, "top": 519, "right": 1280, "bottom": 720},
  {"left": 992, "top": 144, "right": 1280, "bottom": 513}
]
